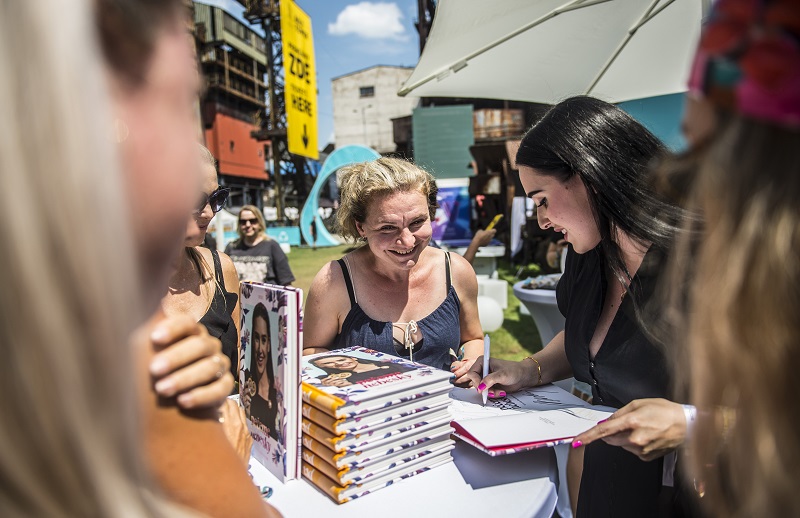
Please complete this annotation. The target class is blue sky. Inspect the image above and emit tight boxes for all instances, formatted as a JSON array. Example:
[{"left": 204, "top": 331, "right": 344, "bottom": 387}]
[{"left": 200, "top": 1, "right": 422, "bottom": 149}]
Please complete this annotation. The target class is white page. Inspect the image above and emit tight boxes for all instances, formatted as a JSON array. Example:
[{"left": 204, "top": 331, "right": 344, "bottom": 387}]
[
  {"left": 456, "top": 407, "right": 613, "bottom": 448},
  {"left": 450, "top": 384, "right": 591, "bottom": 421}
]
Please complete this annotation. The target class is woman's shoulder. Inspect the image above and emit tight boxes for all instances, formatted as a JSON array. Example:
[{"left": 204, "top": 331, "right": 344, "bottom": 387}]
[
  {"left": 217, "top": 250, "right": 240, "bottom": 286},
  {"left": 310, "top": 257, "right": 348, "bottom": 291},
  {"left": 443, "top": 249, "right": 478, "bottom": 286}
]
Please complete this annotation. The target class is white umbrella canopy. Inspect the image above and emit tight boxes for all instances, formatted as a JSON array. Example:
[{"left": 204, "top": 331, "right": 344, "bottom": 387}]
[{"left": 399, "top": 0, "right": 707, "bottom": 104}]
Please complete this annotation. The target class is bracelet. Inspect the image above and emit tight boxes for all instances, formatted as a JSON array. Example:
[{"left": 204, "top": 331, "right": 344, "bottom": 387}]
[{"left": 524, "top": 355, "right": 543, "bottom": 386}]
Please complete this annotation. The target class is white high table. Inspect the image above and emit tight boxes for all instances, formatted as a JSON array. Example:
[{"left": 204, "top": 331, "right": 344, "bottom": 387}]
[{"left": 249, "top": 441, "right": 558, "bottom": 517}]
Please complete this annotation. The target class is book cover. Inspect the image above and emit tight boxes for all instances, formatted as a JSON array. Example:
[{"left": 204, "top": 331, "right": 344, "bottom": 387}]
[
  {"left": 302, "top": 395, "right": 451, "bottom": 436},
  {"left": 450, "top": 386, "right": 614, "bottom": 456},
  {"left": 238, "top": 282, "right": 302, "bottom": 481},
  {"left": 301, "top": 347, "right": 453, "bottom": 417}
]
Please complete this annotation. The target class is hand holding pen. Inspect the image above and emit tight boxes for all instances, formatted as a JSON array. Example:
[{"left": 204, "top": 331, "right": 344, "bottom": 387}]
[{"left": 449, "top": 346, "right": 480, "bottom": 388}]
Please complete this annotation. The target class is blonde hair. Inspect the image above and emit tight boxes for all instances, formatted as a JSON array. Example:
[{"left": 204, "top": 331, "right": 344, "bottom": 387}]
[
  {"left": 336, "top": 157, "right": 438, "bottom": 241},
  {"left": 235, "top": 204, "right": 270, "bottom": 242},
  {"left": 199, "top": 142, "right": 216, "bottom": 169},
  {"left": 0, "top": 0, "right": 189, "bottom": 516},
  {"left": 673, "top": 118, "right": 800, "bottom": 516}
]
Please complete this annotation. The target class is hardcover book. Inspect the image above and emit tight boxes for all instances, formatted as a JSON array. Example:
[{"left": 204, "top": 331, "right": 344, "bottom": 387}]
[
  {"left": 301, "top": 435, "right": 455, "bottom": 485},
  {"left": 238, "top": 282, "right": 303, "bottom": 481},
  {"left": 302, "top": 396, "right": 451, "bottom": 437},
  {"left": 301, "top": 450, "right": 454, "bottom": 504},
  {"left": 302, "top": 408, "right": 452, "bottom": 452},
  {"left": 300, "top": 347, "right": 454, "bottom": 418},
  {"left": 450, "top": 385, "right": 614, "bottom": 456}
]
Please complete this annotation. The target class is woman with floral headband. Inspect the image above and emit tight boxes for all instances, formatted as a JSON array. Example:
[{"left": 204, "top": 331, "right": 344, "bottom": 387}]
[{"left": 662, "top": 0, "right": 800, "bottom": 515}]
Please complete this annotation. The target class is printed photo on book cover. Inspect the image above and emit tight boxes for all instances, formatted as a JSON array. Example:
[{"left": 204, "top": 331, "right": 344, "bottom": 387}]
[
  {"left": 239, "top": 284, "right": 291, "bottom": 468},
  {"left": 303, "top": 349, "right": 425, "bottom": 394}
]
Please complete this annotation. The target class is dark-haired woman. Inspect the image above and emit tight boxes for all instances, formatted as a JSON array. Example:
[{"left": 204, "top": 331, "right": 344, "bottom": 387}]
[
  {"left": 247, "top": 303, "right": 279, "bottom": 440},
  {"left": 459, "top": 96, "right": 694, "bottom": 517}
]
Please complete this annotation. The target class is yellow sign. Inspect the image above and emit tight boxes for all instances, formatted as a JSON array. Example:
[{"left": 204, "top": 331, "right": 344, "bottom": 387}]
[{"left": 280, "top": 0, "right": 318, "bottom": 160}]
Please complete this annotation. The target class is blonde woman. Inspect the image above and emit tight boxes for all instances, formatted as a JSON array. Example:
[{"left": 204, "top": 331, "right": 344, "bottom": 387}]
[
  {"left": 0, "top": 0, "right": 279, "bottom": 516},
  {"left": 163, "top": 145, "right": 241, "bottom": 379},
  {"left": 304, "top": 157, "right": 484, "bottom": 375},
  {"left": 664, "top": 1, "right": 800, "bottom": 515},
  {"left": 225, "top": 205, "right": 295, "bottom": 286}
]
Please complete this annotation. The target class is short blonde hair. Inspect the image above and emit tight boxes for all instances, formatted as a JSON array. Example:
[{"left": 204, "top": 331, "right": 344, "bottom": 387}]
[{"left": 336, "top": 157, "right": 438, "bottom": 241}]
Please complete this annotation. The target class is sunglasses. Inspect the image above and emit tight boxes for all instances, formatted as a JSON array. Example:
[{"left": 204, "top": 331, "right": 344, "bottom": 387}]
[
  {"left": 239, "top": 217, "right": 259, "bottom": 226},
  {"left": 194, "top": 187, "right": 230, "bottom": 215}
]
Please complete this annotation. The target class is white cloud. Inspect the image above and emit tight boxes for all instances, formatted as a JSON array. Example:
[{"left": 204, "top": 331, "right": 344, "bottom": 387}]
[{"left": 328, "top": 2, "right": 408, "bottom": 41}]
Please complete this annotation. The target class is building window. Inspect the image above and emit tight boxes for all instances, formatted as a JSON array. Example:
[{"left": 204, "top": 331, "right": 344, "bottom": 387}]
[{"left": 359, "top": 86, "right": 375, "bottom": 98}]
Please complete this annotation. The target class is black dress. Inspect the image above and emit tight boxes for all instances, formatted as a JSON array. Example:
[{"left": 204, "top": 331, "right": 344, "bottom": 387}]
[
  {"left": 198, "top": 248, "right": 239, "bottom": 379},
  {"left": 557, "top": 244, "right": 671, "bottom": 517}
]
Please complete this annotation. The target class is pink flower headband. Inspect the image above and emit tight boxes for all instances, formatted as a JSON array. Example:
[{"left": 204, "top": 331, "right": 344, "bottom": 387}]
[{"left": 688, "top": 0, "right": 800, "bottom": 128}]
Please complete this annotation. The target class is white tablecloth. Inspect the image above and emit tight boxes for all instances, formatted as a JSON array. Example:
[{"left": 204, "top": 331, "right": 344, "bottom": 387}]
[{"left": 250, "top": 441, "right": 558, "bottom": 518}]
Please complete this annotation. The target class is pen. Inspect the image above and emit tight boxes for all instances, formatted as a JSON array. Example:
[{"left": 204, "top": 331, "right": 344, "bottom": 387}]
[{"left": 482, "top": 334, "right": 490, "bottom": 406}]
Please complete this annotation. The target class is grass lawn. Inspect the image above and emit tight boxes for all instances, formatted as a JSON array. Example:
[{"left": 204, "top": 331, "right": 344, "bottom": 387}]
[{"left": 287, "top": 245, "right": 544, "bottom": 361}]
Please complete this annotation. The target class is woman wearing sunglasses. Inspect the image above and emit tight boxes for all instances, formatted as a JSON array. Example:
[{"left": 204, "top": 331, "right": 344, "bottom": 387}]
[
  {"left": 303, "top": 157, "right": 484, "bottom": 376},
  {"left": 225, "top": 205, "right": 295, "bottom": 286},
  {"left": 162, "top": 145, "right": 241, "bottom": 379}
]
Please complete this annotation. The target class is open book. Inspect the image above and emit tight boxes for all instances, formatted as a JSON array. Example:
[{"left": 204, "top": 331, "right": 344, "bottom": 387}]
[{"left": 450, "top": 385, "right": 614, "bottom": 456}]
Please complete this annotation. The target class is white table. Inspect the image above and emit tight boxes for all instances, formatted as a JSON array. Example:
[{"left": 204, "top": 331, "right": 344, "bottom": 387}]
[
  {"left": 249, "top": 441, "right": 558, "bottom": 517},
  {"left": 512, "top": 282, "right": 565, "bottom": 347}
]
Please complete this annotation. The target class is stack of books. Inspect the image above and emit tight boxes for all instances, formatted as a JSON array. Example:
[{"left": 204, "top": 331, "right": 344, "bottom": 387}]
[{"left": 299, "top": 347, "right": 455, "bottom": 504}]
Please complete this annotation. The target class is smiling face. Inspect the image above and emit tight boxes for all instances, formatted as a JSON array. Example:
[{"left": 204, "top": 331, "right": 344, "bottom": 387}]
[
  {"left": 356, "top": 190, "right": 432, "bottom": 270},
  {"left": 239, "top": 209, "right": 261, "bottom": 239},
  {"left": 315, "top": 356, "right": 359, "bottom": 372},
  {"left": 252, "top": 316, "right": 270, "bottom": 377},
  {"left": 519, "top": 165, "right": 601, "bottom": 254}
]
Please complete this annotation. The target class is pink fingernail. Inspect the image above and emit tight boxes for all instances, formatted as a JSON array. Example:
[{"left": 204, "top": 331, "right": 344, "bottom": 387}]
[
  {"left": 571, "top": 440, "right": 582, "bottom": 448},
  {"left": 499, "top": 391, "right": 506, "bottom": 397},
  {"left": 598, "top": 418, "right": 608, "bottom": 424},
  {"left": 477, "top": 383, "right": 486, "bottom": 392}
]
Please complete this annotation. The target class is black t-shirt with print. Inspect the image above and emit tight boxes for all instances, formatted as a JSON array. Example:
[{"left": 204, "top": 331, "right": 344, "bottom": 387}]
[{"left": 224, "top": 238, "right": 295, "bottom": 285}]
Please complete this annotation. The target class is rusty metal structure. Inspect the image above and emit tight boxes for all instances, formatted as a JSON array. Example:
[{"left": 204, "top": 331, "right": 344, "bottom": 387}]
[{"left": 240, "top": 0, "right": 313, "bottom": 218}]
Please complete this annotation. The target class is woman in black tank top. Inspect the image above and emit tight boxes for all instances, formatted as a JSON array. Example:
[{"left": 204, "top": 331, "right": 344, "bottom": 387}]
[{"left": 162, "top": 146, "right": 241, "bottom": 381}]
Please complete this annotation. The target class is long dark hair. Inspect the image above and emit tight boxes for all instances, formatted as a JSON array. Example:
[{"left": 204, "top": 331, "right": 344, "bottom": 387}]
[
  {"left": 251, "top": 303, "right": 276, "bottom": 402},
  {"left": 516, "top": 96, "right": 682, "bottom": 293}
]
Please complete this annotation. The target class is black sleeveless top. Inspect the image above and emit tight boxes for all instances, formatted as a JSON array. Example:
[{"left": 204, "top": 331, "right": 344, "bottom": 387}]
[
  {"left": 198, "top": 248, "right": 239, "bottom": 378},
  {"left": 558, "top": 244, "right": 680, "bottom": 517}
]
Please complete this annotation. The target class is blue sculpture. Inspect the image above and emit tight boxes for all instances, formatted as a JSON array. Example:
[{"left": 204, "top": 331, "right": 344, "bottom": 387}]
[{"left": 299, "top": 145, "right": 380, "bottom": 248}]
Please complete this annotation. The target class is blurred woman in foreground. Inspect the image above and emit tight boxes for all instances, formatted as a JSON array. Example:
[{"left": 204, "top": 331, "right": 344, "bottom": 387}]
[
  {"left": 665, "top": 1, "right": 800, "bottom": 515},
  {"left": 0, "top": 0, "right": 279, "bottom": 516},
  {"left": 162, "top": 145, "right": 240, "bottom": 379}
]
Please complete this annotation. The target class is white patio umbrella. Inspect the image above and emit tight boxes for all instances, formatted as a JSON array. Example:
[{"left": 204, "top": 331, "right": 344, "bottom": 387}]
[{"left": 398, "top": 0, "right": 708, "bottom": 104}]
